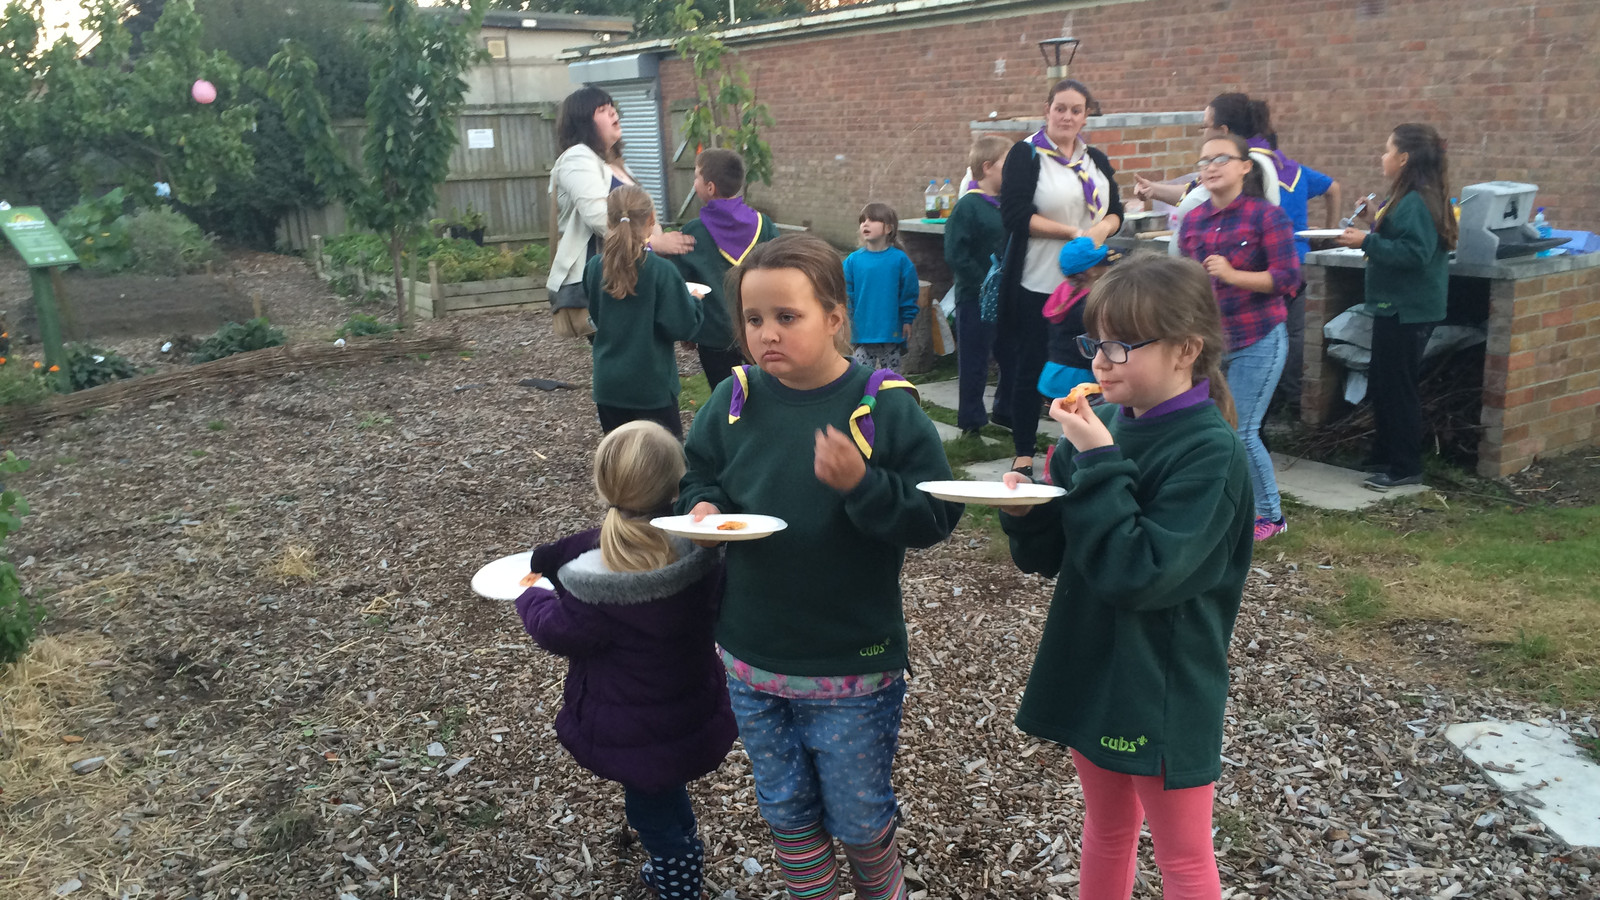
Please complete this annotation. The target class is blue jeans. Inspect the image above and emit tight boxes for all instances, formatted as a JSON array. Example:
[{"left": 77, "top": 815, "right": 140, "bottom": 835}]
[
  {"left": 725, "top": 675, "right": 906, "bottom": 846},
  {"left": 623, "top": 784, "right": 697, "bottom": 860},
  {"left": 1225, "top": 322, "right": 1286, "bottom": 521}
]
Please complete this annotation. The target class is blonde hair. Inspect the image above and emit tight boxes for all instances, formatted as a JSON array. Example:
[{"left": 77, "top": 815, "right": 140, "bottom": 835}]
[
  {"left": 1082, "top": 254, "right": 1238, "bottom": 427},
  {"left": 594, "top": 421, "right": 685, "bottom": 573},
  {"left": 724, "top": 233, "right": 853, "bottom": 364},
  {"left": 968, "top": 135, "right": 1012, "bottom": 179},
  {"left": 601, "top": 185, "right": 656, "bottom": 299}
]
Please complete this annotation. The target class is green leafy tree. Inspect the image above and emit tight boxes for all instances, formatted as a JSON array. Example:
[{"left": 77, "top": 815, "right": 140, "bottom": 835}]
[
  {"left": 0, "top": 2, "right": 55, "bottom": 203},
  {"left": 265, "top": 0, "right": 488, "bottom": 325},
  {"left": 492, "top": 0, "right": 808, "bottom": 37},
  {"left": 39, "top": 0, "right": 255, "bottom": 206},
  {"left": 670, "top": 0, "right": 773, "bottom": 187}
]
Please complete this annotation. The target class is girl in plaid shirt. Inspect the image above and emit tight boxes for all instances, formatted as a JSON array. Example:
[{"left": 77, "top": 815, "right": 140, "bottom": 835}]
[{"left": 1179, "top": 134, "right": 1301, "bottom": 541}]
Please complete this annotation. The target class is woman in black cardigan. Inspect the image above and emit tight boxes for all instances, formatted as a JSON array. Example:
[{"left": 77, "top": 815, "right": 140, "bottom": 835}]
[{"left": 998, "top": 79, "right": 1123, "bottom": 476}]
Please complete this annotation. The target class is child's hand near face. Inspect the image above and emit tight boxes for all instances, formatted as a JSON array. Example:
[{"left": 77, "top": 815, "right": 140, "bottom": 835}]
[
  {"left": 1050, "top": 395, "right": 1113, "bottom": 453},
  {"left": 813, "top": 425, "right": 866, "bottom": 492}
]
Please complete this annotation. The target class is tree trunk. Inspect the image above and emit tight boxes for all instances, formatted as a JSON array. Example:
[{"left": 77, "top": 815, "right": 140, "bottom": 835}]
[{"left": 389, "top": 232, "right": 408, "bottom": 328}]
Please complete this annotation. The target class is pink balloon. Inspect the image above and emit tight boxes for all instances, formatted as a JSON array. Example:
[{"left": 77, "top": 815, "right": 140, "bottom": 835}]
[{"left": 191, "top": 80, "right": 216, "bottom": 104}]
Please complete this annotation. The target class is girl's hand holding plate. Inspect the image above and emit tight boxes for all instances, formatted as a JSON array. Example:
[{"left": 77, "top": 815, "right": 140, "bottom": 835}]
[
  {"left": 688, "top": 501, "right": 723, "bottom": 547},
  {"left": 997, "top": 470, "right": 1036, "bottom": 517}
]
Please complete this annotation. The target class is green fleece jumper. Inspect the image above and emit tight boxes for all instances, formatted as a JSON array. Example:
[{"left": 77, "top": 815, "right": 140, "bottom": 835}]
[
  {"left": 677, "top": 364, "right": 963, "bottom": 675},
  {"left": 584, "top": 251, "right": 703, "bottom": 409},
  {"left": 944, "top": 193, "right": 1005, "bottom": 306},
  {"left": 671, "top": 214, "right": 779, "bottom": 350},
  {"left": 1001, "top": 402, "right": 1253, "bottom": 789},
  {"left": 1361, "top": 191, "right": 1449, "bottom": 324}
]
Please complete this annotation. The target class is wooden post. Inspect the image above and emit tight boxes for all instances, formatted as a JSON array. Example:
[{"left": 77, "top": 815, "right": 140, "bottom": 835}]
[
  {"left": 407, "top": 248, "right": 420, "bottom": 322},
  {"left": 428, "top": 261, "right": 441, "bottom": 319},
  {"left": 49, "top": 267, "right": 79, "bottom": 342}
]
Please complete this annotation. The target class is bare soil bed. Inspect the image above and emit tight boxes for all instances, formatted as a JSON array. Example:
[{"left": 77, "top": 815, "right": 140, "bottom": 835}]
[{"left": 1, "top": 252, "right": 1596, "bottom": 900}]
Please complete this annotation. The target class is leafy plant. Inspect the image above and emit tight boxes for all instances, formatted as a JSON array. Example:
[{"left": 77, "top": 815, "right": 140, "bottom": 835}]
[
  {"left": 125, "top": 207, "right": 219, "bottom": 275},
  {"left": 323, "top": 232, "right": 549, "bottom": 284},
  {"left": 192, "top": 318, "right": 287, "bottom": 363},
  {"left": 0, "top": 451, "right": 39, "bottom": 666},
  {"left": 265, "top": 0, "right": 489, "bottom": 326},
  {"left": 56, "top": 189, "right": 134, "bottom": 272},
  {"left": 671, "top": 0, "right": 775, "bottom": 187},
  {"left": 62, "top": 344, "right": 137, "bottom": 391},
  {"left": 0, "top": 362, "right": 52, "bottom": 407},
  {"left": 337, "top": 314, "right": 396, "bottom": 338}
]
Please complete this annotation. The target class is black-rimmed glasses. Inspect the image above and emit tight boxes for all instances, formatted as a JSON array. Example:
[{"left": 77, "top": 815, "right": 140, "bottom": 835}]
[
  {"left": 1075, "top": 335, "right": 1160, "bottom": 364},
  {"left": 1194, "top": 154, "right": 1245, "bottom": 172}
]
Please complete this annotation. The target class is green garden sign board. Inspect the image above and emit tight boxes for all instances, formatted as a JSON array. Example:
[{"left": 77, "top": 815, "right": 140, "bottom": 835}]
[{"left": 0, "top": 205, "right": 76, "bottom": 390}]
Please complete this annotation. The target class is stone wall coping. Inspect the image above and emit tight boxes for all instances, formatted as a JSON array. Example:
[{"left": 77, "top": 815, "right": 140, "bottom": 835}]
[
  {"left": 971, "top": 111, "right": 1206, "bottom": 132},
  {"left": 1305, "top": 247, "right": 1600, "bottom": 281}
]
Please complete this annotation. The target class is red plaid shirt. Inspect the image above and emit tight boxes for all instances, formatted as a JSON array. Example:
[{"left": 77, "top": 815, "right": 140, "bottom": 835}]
[{"left": 1179, "top": 195, "right": 1302, "bottom": 351}]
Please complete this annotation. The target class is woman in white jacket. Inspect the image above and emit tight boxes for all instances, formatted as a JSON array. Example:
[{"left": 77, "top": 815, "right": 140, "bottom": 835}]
[{"left": 548, "top": 87, "right": 693, "bottom": 338}]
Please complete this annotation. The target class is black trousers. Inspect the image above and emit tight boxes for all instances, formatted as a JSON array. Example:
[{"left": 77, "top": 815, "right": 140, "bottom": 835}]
[
  {"left": 697, "top": 343, "right": 746, "bottom": 392},
  {"left": 1368, "top": 315, "right": 1433, "bottom": 478},
  {"left": 597, "top": 402, "right": 684, "bottom": 439},
  {"left": 1000, "top": 287, "right": 1051, "bottom": 458}
]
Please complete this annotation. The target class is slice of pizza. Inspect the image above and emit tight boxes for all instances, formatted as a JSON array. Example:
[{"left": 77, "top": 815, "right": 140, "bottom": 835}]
[{"left": 1065, "top": 382, "right": 1103, "bottom": 404}]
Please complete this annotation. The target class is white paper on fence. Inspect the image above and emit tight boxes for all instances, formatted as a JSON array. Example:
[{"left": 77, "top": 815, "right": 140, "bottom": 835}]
[
  {"left": 1344, "top": 369, "right": 1368, "bottom": 404},
  {"left": 935, "top": 287, "right": 957, "bottom": 355}
]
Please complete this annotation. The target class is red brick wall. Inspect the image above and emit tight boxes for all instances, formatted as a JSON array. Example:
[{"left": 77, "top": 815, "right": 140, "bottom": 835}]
[{"left": 659, "top": 0, "right": 1600, "bottom": 248}]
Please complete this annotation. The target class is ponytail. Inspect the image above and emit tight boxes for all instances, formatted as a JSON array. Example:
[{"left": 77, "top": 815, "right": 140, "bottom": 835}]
[
  {"left": 593, "top": 421, "right": 684, "bottom": 574},
  {"left": 1083, "top": 254, "right": 1238, "bottom": 428},
  {"left": 1247, "top": 99, "right": 1277, "bottom": 149},
  {"left": 1388, "top": 123, "right": 1458, "bottom": 251},
  {"left": 601, "top": 185, "right": 656, "bottom": 298}
]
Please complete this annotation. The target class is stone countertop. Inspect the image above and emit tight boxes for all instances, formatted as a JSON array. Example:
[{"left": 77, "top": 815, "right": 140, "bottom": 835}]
[
  {"left": 1305, "top": 246, "right": 1600, "bottom": 280},
  {"left": 901, "top": 220, "right": 947, "bottom": 235}
]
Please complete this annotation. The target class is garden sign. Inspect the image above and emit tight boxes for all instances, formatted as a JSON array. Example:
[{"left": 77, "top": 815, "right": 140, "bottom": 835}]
[{"left": 0, "top": 204, "right": 78, "bottom": 391}]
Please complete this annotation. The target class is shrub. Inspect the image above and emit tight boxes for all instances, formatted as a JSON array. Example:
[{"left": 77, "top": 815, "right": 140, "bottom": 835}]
[
  {"left": 0, "top": 451, "right": 40, "bottom": 666},
  {"left": 125, "top": 207, "right": 219, "bottom": 276},
  {"left": 336, "top": 314, "right": 396, "bottom": 339},
  {"left": 322, "top": 233, "right": 550, "bottom": 284},
  {"left": 62, "top": 344, "right": 137, "bottom": 391},
  {"left": 193, "top": 318, "right": 287, "bottom": 363}
]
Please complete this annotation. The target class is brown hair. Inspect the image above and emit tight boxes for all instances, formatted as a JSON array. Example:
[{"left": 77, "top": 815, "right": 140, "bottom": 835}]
[
  {"left": 1387, "top": 123, "right": 1458, "bottom": 251},
  {"left": 1204, "top": 134, "right": 1266, "bottom": 201},
  {"left": 696, "top": 148, "right": 745, "bottom": 198},
  {"left": 968, "top": 135, "right": 1013, "bottom": 182},
  {"left": 1082, "top": 254, "right": 1237, "bottom": 427},
  {"left": 557, "top": 86, "right": 619, "bottom": 160},
  {"left": 601, "top": 185, "right": 656, "bottom": 298},
  {"left": 858, "top": 202, "right": 903, "bottom": 249},
  {"left": 594, "top": 421, "right": 684, "bottom": 573},
  {"left": 1046, "top": 78, "right": 1100, "bottom": 115},
  {"left": 723, "top": 233, "right": 853, "bottom": 363},
  {"left": 1208, "top": 92, "right": 1277, "bottom": 147}
]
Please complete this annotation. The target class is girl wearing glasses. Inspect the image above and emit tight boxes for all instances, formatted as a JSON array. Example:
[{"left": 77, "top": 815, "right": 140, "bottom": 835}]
[
  {"left": 999, "top": 255, "right": 1254, "bottom": 900},
  {"left": 1178, "top": 134, "right": 1301, "bottom": 541}
]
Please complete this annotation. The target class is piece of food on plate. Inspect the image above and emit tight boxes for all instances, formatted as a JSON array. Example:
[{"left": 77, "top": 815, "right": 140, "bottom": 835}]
[
  {"left": 715, "top": 520, "right": 748, "bottom": 532},
  {"left": 1065, "top": 382, "right": 1103, "bottom": 404},
  {"left": 519, "top": 572, "right": 543, "bottom": 587}
]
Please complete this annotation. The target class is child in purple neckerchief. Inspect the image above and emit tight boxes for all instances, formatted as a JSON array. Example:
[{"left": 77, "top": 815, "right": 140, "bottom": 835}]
[{"left": 517, "top": 421, "right": 734, "bottom": 900}]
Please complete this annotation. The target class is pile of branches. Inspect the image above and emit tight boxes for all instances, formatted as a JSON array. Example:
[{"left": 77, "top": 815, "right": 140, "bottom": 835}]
[
  {"left": 1294, "top": 346, "right": 1487, "bottom": 468},
  {"left": 0, "top": 332, "right": 463, "bottom": 432}
]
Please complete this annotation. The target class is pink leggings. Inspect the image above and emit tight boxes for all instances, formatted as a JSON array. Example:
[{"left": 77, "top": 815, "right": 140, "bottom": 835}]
[{"left": 1071, "top": 749, "right": 1221, "bottom": 900}]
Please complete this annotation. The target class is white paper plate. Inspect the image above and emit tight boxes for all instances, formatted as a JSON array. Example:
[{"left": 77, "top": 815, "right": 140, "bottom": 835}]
[
  {"left": 1296, "top": 229, "right": 1346, "bottom": 239},
  {"left": 917, "top": 480, "right": 1066, "bottom": 506},
  {"left": 649, "top": 513, "right": 787, "bottom": 541},
  {"left": 472, "top": 551, "right": 554, "bottom": 600},
  {"left": 685, "top": 282, "right": 712, "bottom": 299}
]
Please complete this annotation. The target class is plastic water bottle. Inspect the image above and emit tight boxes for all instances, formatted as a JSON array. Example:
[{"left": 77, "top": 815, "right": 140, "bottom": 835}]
[
  {"left": 924, "top": 180, "right": 939, "bottom": 219},
  {"left": 1534, "top": 207, "right": 1553, "bottom": 257},
  {"left": 938, "top": 179, "right": 957, "bottom": 218}
]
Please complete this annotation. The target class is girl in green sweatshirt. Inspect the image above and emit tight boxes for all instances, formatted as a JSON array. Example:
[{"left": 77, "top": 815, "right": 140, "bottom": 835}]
[{"left": 1000, "top": 255, "right": 1254, "bottom": 900}]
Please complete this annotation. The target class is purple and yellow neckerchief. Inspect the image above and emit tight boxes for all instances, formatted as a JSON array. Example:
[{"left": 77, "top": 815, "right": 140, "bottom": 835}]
[
  {"left": 1246, "top": 138, "right": 1302, "bottom": 193},
  {"left": 1027, "top": 130, "right": 1106, "bottom": 220},
  {"left": 699, "top": 197, "right": 763, "bottom": 265},
  {"left": 726, "top": 366, "right": 917, "bottom": 459},
  {"left": 962, "top": 177, "right": 1000, "bottom": 209}
]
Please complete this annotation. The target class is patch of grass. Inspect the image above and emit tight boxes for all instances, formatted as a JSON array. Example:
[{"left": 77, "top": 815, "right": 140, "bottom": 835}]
[
  {"left": 462, "top": 802, "right": 503, "bottom": 829},
  {"left": 943, "top": 433, "right": 1009, "bottom": 468},
  {"left": 207, "top": 419, "right": 229, "bottom": 432},
  {"left": 1576, "top": 733, "right": 1600, "bottom": 764},
  {"left": 956, "top": 503, "right": 1014, "bottom": 564},
  {"left": 438, "top": 705, "right": 468, "bottom": 744},
  {"left": 921, "top": 400, "right": 1052, "bottom": 452},
  {"left": 356, "top": 412, "right": 393, "bottom": 430},
  {"left": 678, "top": 372, "right": 711, "bottom": 412},
  {"left": 263, "top": 808, "right": 319, "bottom": 855},
  {"left": 1280, "top": 492, "right": 1600, "bottom": 703},
  {"left": 190, "top": 449, "right": 207, "bottom": 458},
  {"left": 1213, "top": 807, "right": 1256, "bottom": 854},
  {"left": 905, "top": 353, "right": 959, "bottom": 385},
  {"left": 270, "top": 546, "right": 317, "bottom": 582},
  {"left": 364, "top": 614, "right": 388, "bottom": 630}
]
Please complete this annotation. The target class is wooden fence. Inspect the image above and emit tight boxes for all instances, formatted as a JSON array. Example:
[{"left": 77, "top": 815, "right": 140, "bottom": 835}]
[{"left": 277, "top": 102, "right": 559, "bottom": 251}]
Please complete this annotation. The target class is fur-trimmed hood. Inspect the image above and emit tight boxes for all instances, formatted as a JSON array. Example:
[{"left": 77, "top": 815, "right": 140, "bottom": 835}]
[{"left": 557, "top": 538, "right": 721, "bottom": 606}]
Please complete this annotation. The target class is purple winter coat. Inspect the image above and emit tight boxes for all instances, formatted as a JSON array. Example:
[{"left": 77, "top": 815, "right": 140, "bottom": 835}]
[{"left": 515, "top": 528, "right": 736, "bottom": 794}]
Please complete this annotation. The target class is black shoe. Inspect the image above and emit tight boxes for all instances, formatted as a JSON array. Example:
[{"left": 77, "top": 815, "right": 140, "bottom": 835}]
[
  {"left": 1010, "top": 464, "right": 1034, "bottom": 481},
  {"left": 959, "top": 428, "right": 983, "bottom": 439},
  {"left": 1364, "top": 471, "right": 1424, "bottom": 491},
  {"left": 1357, "top": 457, "right": 1387, "bottom": 474},
  {"left": 988, "top": 413, "right": 1012, "bottom": 432}
]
